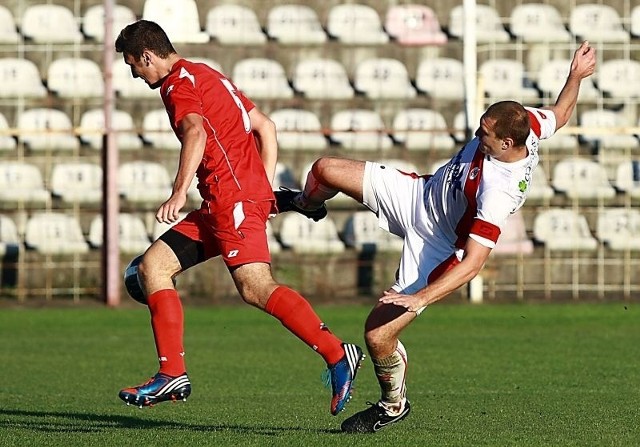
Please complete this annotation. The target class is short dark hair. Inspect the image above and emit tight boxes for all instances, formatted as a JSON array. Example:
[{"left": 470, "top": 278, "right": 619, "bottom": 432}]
[
  {"left": 484, "top": 100, "right": 531, "bottom": 146},
  {"left": 115, "top": 20, "right": 176, "bottom": 61}
]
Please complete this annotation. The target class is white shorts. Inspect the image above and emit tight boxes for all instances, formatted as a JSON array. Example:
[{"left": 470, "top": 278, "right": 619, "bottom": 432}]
[{"left": 362, "top": 161, "right": 461, "bottom": 313}]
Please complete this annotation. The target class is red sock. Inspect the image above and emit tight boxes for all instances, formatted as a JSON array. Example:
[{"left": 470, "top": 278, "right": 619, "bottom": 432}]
[
  {"left": 147, "top": 289, "right": 186, "bottom": 376},
  {"left": 265, "top": 286, "right": 344, "bottom": 365}
]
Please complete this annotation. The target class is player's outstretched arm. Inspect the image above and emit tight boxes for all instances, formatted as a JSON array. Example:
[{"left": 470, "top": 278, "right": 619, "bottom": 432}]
[{"left": 544, "top": 41, "right": 596, "bottom": 131}]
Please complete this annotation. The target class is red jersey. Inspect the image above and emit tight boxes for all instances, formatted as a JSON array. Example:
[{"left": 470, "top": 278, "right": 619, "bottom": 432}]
[{"left": 160, "top": 59, "right": 274, "bottom": 210}]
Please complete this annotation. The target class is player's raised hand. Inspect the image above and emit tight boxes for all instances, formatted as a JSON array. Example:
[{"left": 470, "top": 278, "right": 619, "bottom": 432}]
[{"left": 570, "top": 40, "right": 596, "bottom": 79}]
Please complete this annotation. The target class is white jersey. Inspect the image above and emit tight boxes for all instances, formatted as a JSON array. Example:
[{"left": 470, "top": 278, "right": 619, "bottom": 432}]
[{"left": 362, "top": 107, "right": 556, "bottom": 297}]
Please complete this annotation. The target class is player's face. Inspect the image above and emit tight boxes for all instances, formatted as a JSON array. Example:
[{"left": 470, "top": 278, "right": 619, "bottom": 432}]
[
  {"left": 124, "top": 53, "right": 162, "bottom": 89},
  {"left": 475, "top": 116, "right": 505, "bottom": 158}
]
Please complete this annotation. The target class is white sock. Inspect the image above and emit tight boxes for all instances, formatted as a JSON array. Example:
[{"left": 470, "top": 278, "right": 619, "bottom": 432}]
[
  {"left": 298, "top": 169, "right": 338, "bottom": 209},
  {"left": 372, "top": 340, "right": 408, "bottom": 413}
]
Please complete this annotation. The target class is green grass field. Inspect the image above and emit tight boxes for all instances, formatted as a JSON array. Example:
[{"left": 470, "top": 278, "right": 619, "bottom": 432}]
[{"left": 0, "top": 301, "right": 638, "bottom": 447}]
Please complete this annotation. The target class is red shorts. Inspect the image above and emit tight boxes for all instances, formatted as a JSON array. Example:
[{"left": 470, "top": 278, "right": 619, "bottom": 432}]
[{"left": 171, "top": 200, "right": 275, "bottom": 268}]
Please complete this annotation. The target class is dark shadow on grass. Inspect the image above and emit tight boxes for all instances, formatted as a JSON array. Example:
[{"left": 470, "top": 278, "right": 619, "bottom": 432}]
[{"left": 0, "top": 409, "right": 341, "bottom": 435}]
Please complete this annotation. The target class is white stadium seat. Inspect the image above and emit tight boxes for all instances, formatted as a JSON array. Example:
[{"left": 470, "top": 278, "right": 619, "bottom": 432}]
[
  {"left": 143, "top": 0, "right": 209, "bottom": 43},
  {"left": 326, "top": 4, "right": 389, "bottom": 45},
  {"left": 292, "top": 59, "right": 354, "bottom": 100},
  {"left": 579, "top": 109, "right": 638, "bottom": 150},
  {"left": 113, "top": 58, "right": 158, "bottom": 98},
  {"left": 385, "top": 4, "right": 447, "bottom": 46},
  {"left": 231, "top": 58, "right": 293, "bottom": 99},
  {"left": 353, "top": 58, "right": 416, "bottom": 99},
  {"left": 266, "top": 4, "right": 326, "bottom": 45},
  {"left": 528, "top": 166, "right": 555, "bottom": 201},
  {"left": 266, "top": 221, "right": 282, "bottom": 254},
  {"left": 449, "top": 4, "right": 510, "bottom": 43},
  {"left": 83, "top": 5, "right": 136, "bottom": 42},
  {"left": 141, "top": 109, "right": 180, "bottom": 150},
  {"left": 510, "top": 4, "right": 571, "bottom": 43},
  {"left": 88, "top": 213, "right": 151, "bottom": 254},
  {"left": 80, "top": 108, "right": 142, "bottom": 151},
  {"left": 17, "top": 108, "right": 79, "bottom": 152},
  {"left": 151, "top": 213, "right": 187, "bottom": 241},
  {"left": 270, "top": 108, "right": 327, "bottom": 151},
  {"left": 533, "top": 209, "right": 598, "bottom": 251},
  {"left": 330, "top": 109, "right": 393, "bottom": 151},
  {"left": 279, "top": 213, "right": 344, "bottom": 254},
  {"left": 0, "top": 162, "right": 50, "bottom": 205},
  {"left": 537, "top": 58, "right": 599, "bottom": 102},
  {"left": 47, "top": 58, "right": 104, "bottom": 98},
  {"left": 206, "top": 4, "right": 266, "bottom": 45},
  {"left": 631, "top": 5, "right": 640, "bottom": 38},
  {"left": 597, "top": 208, "right": 640, "bottom": 251},
  {"left": 479, "top": 59, "right": 539, "bottom": 101},
  {"left": 392, "top": 108, "right": 454, "bottom": 151},
  {"left": 21, "top": 4, "right": 83, "bottom": 43},
  {"left": 415, "top": 57, "right": 464, "bottom": 100},
  {"left": 597, "top": 59, "right": 640, "bottom": 99},
  {"left": 272, "top": 161, "right": 299, "bottom": 191},
  {"left": 0, "top": 6, "right": 19, "bottom": 43},
  {"left": 569, "top": 4, "right": 629, "bottom": 43},
  {"left": 0, "top": 214, "right": 20, "bottom": 257},
  {"left": 343, "top": 211, "right": 403, "bottom": 252},
  {"left": 0, "top": 58, "right": 47, "bottom": 98},
  {"left": 0, "top": 112, "right": 16, "bottom": 151},
  {"left": 492, "top": 211, "right": 534, "bottom": 255},
  {"left": 50, "top": 162, "right": 102, "bottom": 204},
  {"left": 551, "top": 157, "right": 616, "bottom": 200},
  {"left": 188, "top": 57, "right": 223, "bottom": 74},
  {"left": 119, "top": 161, "right": 172, "bottom": 205},
  {"left": 614, "top": 160, "right": 640, "bottom": 199},
  {"left": 25, "top": 213, "right": 89, "bottom": 255}
]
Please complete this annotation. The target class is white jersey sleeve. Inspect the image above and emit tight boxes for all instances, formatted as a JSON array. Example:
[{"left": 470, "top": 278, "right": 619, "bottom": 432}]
[{"left": 525, "top": 107, "right": 556, "bottom": 140}]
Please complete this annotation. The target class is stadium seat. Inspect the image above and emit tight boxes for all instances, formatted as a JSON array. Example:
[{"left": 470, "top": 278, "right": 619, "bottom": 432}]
[
  {"left": 88, "top": 213, "right": 151, "bottom": 254},
  {"left": 119, "top": 161, "right": 173, "bottom": 205},
  {"left": 528, "top": 165, "right": 555, "bottom": 201},
  {"left": 266, "top": 4, "right": 326, "bottom": 45},
  {"left": 614, "top": 160, "right": 640, "bottom": 199},
  {"left": 384, "top": 4, "right": 447, "bottom": 46},
  {"left": 206, "top": 4, "right": 266, "bottom": 45},
  {"left": 597, "top": 59, "right": 640, "bottom": 99},
  {"left": 50, "top": 162, "right": 102, "bottom": 204},
  {"left": 21, "top": 4, "right": 83, "bottom": 43},
  {"left": 631, "top": 5, "right": 640, "bottom": 38},
  {"left": 151, "top": 213, "right": 186, "bottom": 241},
  {"left": 452, "top": 110, "right": 470, "bottom": 143},
  {"left": 597, "top": 208, "right": 640, "bottom": 251},
  {"left": 143, "top": 0, "right": 209, "bottom": 43},
  {"left": 343, "top": 211, "right": 403, "bottom": 252},
  {"left": 448, "top": 4, "right": 510, "bottom": 43},
  {"left": 353, "top": 58, "right": 416, "bottom": 99},
  {"left": 47, "top": 58, "right": 104, "bottom": 98},
  {"left": 272, "top": 161, "right": 299, "bottom": 191},
  {"left": 569, "top": 4, "right": 629, "bottom": 43},
  {"left": 17, "top": 108, "right": 79, "bottom": 152},
  {"left": 0, "top": 112, "right": 16, "bottom": 151},
  {"left": 266, "top": 221, "right": 282, "bottom": 254},
  {"left": 0, "top": 162, "right": 49, "bottom": 205},
  {"left": 509, "top": 4, "right": 571, "bottom": 43},
  {"left": 0, "top": 214, "right": 20, "bottom": 257},
  {"left": 292, "top": 58, "right": 354, "bottom": 100},
  {"left": 533, "top": 209, "right": 598, "bottom": 251},
  {"left": 231, "top": 58, "right": 293, "bottom": 99},
  {"left": 25, "top": 212, "right": 89, "bottom": 255},
  {"left": 0, "top": 5, "right": 19, "bottom": 43},
  {"left": 330, "top": 109, "right": 393, "bottom": 151},
  {"left": 188, "top": 57, "right": 223, "bottom": 74},
  {"left": 536, "top": 58, "right": 599, "bottom": 102},
  {"left": 113, "top": 58, "right": 158, "bottom": 98},
  {"left": 83, "top": 4, "right": 136, "bottom": 42},
  {"left": 80, "top": 108, "right": 142, "bottom": 151},
  {"left": 479, "top": 59, "right": 539, "bottom": 101},
  {"left": 278, "top": 213, "right": 345, "bottom": 254},
  {"left": 579, "top": 109, "right": 638, "bottom": 150},
  {"left": 392, "top": 108, "right": 454, "bottom": 151},
  {"left": 141, "top": 109, "right": 180, "bottom": 150},
  {"left": 551, "top": 157, "right": 616, "bottom": 200},
  {"left": 0, "top": 58, "right": 47, "bottom": 98},
  {"left": 270, "top": 108, "right": 327, "bottom": 151},
  {"left": 415, "top": 57, "right": 464, "bottom": 100},
  {"left": 492, "top": 211, "right": 534, "bottom": 255},
  {"left": 327, "top": 4, "right": 388, "bottom": 45}
]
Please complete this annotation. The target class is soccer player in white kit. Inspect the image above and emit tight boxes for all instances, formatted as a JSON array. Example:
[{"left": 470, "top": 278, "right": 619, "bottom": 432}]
[{"left": 276, "top": 41, "right": 596, "bottom": 433}]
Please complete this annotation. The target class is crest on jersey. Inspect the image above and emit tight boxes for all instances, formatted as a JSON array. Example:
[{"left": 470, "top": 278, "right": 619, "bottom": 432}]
[{"left": 469, "top": 167, "right": 480, "bottom": 180}]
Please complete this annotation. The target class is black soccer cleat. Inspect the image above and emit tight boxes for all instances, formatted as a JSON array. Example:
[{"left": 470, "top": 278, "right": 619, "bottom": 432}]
[
  {"left": 341, "top": 400, "right": 411, "bottom": 433},
  {"left": 119, "top": 372, "right": 191, "bottom": 408},
  {"left": 274, "top": 187, "right": 327, "bottom": 222}
]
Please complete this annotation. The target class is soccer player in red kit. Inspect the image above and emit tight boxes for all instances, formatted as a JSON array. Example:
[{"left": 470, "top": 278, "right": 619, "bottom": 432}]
[{"left": 114, "top": 20, "right": 363, "bottom": 416}]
